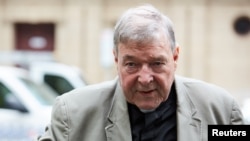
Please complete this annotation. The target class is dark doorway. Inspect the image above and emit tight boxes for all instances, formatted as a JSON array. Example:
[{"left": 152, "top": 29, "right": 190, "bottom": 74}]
[{"left": 15, "top": 23, "right": 55, "bottom": 51}]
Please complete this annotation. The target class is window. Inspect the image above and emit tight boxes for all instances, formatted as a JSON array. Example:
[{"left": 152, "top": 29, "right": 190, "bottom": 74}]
[
  {"left": 15, "top": 23, "right": 55, "bottom": 51},
  {"left": 0, "top": 82, "right": 27, "bottom": 112},
  {"left": 233, "top": 16, "right": 250, "bottom": 36},
  {"left": 44, "top": 75, "right": 74, "bottom": 95}
]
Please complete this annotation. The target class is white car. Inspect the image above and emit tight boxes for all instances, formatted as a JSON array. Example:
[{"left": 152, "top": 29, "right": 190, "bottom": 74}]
[
  {"left": 0, "top": 66, "right": 57, "bottom": 141},
  {"left": 29, "top": 61, "right": 87, "bottom": 95}
]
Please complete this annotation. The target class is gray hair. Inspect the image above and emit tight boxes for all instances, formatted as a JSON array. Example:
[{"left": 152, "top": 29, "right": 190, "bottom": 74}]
[{"left": 113, "top": 4, "right": 176, "bottom": 53}]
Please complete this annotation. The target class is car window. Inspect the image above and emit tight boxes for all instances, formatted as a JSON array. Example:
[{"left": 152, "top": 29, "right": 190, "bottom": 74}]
[
  {"left": 20, "top": 78, "right": 56, "bottom": 105},
  {"left": 0, "top": 82, "right": 28, "bottom": 112},
  {"left": 44, "top": 74, "right": 74, "bottom": 94}
]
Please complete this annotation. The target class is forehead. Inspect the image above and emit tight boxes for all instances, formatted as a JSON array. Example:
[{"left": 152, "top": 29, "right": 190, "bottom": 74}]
[
  {"left": 120, "top": 41, "right": 167, "bottom": 52},
  {"left": 118, "top": 37, "right": 171, "bottom": 54},
  {"left": 118, "top": 31, "right": 170, "bottom": 50},
  {"left": 118, "top": 42, "right": 172, "bottom": 62}
]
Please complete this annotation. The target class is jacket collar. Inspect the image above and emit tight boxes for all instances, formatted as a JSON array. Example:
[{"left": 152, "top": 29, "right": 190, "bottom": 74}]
[
  {"left": 105, "top": 79, "right": 132, "bottom": 141},
  {"left": 175, "top": 75, "right": 202, "bottom": 141},
  {"left": 105, "top": 76, "right": 202, "bottom": 141}
]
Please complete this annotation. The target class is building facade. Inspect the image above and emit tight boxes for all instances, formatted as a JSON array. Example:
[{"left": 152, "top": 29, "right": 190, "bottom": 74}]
[{"left": 0, "top": 0, "right": 249, "bottom": 105}]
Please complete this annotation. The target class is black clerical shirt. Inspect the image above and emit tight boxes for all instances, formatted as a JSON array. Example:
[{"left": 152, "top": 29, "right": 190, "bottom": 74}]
[{"left": 128, "top": 83, "right": 177, "bottom": 141}]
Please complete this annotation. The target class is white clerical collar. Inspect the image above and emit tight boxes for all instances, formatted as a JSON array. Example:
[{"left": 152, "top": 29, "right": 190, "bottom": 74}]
[{"left": 139, "top": 108, "right": 156, "bottom": 113}]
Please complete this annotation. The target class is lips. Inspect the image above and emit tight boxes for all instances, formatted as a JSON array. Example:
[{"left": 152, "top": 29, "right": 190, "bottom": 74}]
[{"left": 138, "top": 89, "right": 155, "bottom": 95}]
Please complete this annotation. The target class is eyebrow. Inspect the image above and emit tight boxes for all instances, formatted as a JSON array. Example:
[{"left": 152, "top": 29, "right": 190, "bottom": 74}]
[
  {"left": 122, "top": 54, "right": 167, "bottom": 61},
  {"left": 122, "top": 55, "right": 135, "bottom": 60}
]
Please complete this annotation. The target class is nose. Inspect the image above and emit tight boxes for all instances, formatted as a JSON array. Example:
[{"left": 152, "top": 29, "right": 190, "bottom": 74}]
[{"left": 138, "top": 65, "right": 153, "bottom": 85}]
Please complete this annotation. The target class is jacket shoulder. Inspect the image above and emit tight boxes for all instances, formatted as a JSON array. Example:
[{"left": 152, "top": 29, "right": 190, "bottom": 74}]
[
  {"left": 175, "top": 75, "right": 243, "bottom": 124},
  {"left": 52, "top": 77, "right": 119, "bottom": 123},
  {"left": 47, "top": 78, "right": 119, "bottom": 140},
  {"left": 60, "top": 77, "right": 118, "bottom": 108},
  {"left": 175, "top": 75, "right": 232, "bottom": 99}
]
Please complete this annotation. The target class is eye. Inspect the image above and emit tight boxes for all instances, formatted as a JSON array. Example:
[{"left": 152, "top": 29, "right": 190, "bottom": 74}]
[
  {"left": 124, "top": 62, "right": 139, "bottom": 73},
  {"left": 151, "top": 61, "right": 164, "bottom": 67},
  {"left": 126, "top": 62, "right": 137, "bottom": 67}
]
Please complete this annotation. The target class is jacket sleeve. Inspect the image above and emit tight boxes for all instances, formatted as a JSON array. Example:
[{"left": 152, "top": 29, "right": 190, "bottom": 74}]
[
  {"left": 231, "top": 99, "right": 245, "bottom": 124},
  {"left": 36, "top": 97, "right": 69, "bottom": 141}
]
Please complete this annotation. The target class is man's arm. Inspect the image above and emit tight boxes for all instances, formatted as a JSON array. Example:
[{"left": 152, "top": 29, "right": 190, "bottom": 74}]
[
  {"left": 231, "top": 99, "right": 245, "bottom": 124},
  {"left": 37, "top": 97, "right": 69, "bottom": 141}
]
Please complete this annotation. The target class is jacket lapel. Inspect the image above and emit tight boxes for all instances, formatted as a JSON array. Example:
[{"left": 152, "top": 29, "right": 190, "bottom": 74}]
[
  {"left": 105, "top": 76, "right": 202, "bottom": 141},
  {"left": 105, "top": 81, "right": 132, "bottom": 141},
  {"left": 175, "top": 75, "right": 202, "bottom": 141}
]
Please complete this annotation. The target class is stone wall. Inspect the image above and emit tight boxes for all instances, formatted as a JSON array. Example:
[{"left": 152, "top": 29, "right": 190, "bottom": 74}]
[{"left": 0, "top": 0, "right": 249, "bottom": 104}]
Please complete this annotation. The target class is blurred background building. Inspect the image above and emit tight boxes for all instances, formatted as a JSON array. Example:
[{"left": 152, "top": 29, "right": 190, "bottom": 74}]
[{"left": 0, "top": 0, "right": 249, "bottom": 105}]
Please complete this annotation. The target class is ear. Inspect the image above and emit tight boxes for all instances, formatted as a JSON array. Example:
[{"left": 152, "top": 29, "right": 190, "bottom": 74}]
[
  {"left": 113, "top": 49, "right": 118, "bottom": 63},
  {"left": 173, "top": 46, "right": 179, "bottom": 62},
  {"left": 173, "top": 45, "right": 180, "bottom": 69}
]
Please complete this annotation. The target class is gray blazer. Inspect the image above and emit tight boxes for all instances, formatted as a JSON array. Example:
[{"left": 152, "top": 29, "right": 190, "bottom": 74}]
[{"left": 38, "top": 75, "right": 244, "bottom": 141}]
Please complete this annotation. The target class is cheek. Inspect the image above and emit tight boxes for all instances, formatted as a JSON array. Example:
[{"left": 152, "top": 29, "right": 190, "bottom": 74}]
[
  {"left": 120, "top": 75, "right": 134, "bottom": 90},
  {"left": 155, "top": 71, "right": 175, "bottom": 93},
  {"left": 119, "top": 74, "right": 137, "bottom": 97},
  {"left": 121, "top": 81, "right": 134, "bottom": 103}
]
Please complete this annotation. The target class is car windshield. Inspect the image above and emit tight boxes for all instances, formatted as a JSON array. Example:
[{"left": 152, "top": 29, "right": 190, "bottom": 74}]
[{"left": 20, "top": 78, "right": 57, "bottom": 105}]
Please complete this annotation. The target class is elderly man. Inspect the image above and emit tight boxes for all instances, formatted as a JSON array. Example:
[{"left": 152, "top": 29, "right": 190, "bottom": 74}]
[{"left": 37, "top": 4, "right": 244, "bottom": 141}]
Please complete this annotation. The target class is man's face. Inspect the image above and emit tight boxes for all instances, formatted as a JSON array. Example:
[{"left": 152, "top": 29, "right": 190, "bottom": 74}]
[{"left": 114, "top": 34, "right": 179, "bottom": 111}]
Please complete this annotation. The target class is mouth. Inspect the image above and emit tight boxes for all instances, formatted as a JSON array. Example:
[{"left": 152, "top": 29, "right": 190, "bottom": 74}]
[{"left": 138, "top": 89, "right": 155, "bottom": 95}]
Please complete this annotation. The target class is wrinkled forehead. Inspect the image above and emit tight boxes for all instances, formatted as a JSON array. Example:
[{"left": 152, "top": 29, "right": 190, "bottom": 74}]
[
  {"left": 120, "top": 30, "right": 170, "bottom": 49},
  {"left": 120, "top": 18, "right": 165, "bottom": 41}
]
